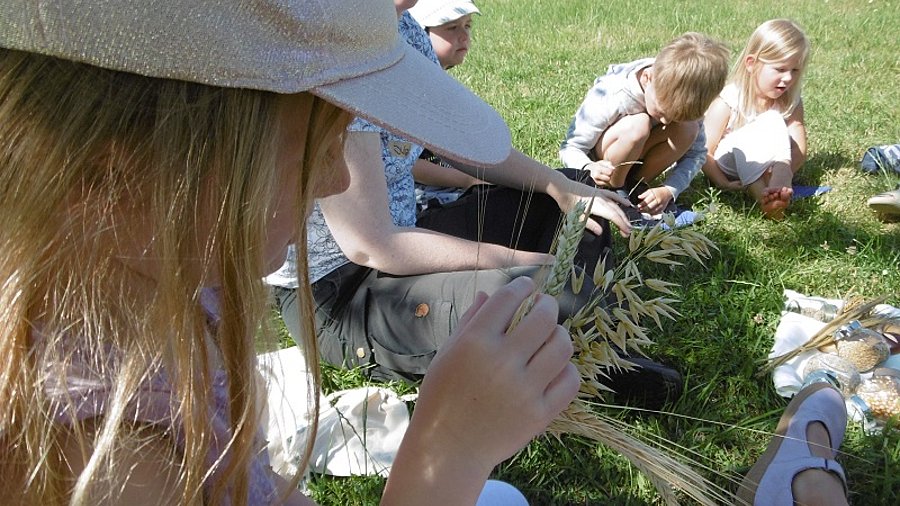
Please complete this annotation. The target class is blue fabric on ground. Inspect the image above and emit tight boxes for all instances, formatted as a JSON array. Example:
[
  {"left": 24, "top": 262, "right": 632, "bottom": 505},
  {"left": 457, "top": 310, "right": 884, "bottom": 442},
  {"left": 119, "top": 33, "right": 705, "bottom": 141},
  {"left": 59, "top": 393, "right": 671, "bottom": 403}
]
[
  {"left": 861, "top": 144, "right": 900, "bottom": 174},
  {"left": 626, "top": 205, "right": 700, "bottom": 230},
  {"left": 792, "top": 185, "right": 832, "bottom": 200},
  {"left": 659, "top": 210, "right": 700, "bottom": 230}
]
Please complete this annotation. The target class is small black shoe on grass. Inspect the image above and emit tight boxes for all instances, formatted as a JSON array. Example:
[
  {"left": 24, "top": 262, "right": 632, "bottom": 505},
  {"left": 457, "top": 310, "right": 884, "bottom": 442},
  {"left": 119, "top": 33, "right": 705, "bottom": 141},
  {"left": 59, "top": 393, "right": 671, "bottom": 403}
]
[{"left": 601, "top": 357, "right": 683, "bottom": 411}]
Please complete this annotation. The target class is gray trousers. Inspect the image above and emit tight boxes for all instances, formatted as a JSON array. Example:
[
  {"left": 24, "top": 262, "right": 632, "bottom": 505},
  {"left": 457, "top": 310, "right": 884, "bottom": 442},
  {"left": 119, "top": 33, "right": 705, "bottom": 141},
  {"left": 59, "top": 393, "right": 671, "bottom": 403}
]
[{"left": 275, "top": 263, "right": 551, "bottom": 382}]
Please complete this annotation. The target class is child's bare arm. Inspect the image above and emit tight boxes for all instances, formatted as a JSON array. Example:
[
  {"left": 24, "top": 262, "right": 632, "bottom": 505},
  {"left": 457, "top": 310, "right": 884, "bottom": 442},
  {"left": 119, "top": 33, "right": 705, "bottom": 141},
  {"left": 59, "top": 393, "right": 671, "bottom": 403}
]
[
  {"left": 701, "top": 99, "right": 741, "bottom": 189},
  {"left": 446, "top": 148, "right": 632, "bottom": 237},
  {"left": 382, "top": 278, "right": 579, "bottom": 506},
  {"left": 321, "top": 132, "right": 552, "bottom": 274},
  {"left": 412, "top": 158, "right": 482, "bottom": 189},
  {"left": 786, "top": 101, "right": 807, "bottom": 172}
]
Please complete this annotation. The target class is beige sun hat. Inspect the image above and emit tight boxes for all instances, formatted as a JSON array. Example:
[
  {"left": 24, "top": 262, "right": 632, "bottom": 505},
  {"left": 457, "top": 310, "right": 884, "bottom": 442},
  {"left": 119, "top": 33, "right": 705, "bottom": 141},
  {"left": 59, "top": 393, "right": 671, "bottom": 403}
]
[
  {"left": 0, "top": 0, "right": 509, "bottom": 166},
  {"left": 408, "top": 0, "right": 481, "bottom": 28}
]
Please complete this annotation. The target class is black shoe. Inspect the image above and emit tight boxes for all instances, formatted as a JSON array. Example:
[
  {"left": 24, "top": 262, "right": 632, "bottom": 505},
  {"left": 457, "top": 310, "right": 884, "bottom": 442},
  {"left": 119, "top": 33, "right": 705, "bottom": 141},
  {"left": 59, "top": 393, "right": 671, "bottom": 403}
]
[{"left": 600, "top": 357, "right": 683, "bottom": 411}]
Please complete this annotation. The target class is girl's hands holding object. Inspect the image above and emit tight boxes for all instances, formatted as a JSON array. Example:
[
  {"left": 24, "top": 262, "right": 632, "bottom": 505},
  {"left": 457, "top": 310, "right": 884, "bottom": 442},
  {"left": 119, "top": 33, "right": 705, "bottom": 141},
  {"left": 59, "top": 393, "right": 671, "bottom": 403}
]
[
  {"left": 418, "top": 276, "right": 578, "bottom": 468},
  {"left": 384, "top": 277, "right": 579, "bottom": 505}
]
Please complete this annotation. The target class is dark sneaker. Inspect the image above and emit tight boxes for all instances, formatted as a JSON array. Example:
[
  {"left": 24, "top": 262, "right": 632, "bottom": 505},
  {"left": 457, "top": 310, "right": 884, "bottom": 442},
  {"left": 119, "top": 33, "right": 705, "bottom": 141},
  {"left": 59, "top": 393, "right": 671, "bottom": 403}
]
[{"left": 600, "top": 357, "right": 683, "bottom": 411}]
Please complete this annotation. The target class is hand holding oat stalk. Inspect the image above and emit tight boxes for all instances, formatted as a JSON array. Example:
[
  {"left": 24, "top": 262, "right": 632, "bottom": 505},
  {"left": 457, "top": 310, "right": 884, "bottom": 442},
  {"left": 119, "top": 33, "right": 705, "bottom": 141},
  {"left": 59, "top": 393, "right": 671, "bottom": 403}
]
[{"left": 510, "top": 199, "right": 728, "bottom": 505}]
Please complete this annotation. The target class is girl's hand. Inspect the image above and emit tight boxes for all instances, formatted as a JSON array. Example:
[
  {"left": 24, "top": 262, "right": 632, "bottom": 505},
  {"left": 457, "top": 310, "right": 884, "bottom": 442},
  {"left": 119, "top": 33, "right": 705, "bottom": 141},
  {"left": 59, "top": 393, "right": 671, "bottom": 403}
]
[
  {"left": 637, "top": 186, "right": 674, "bottom": 215},
  {"left": 411, "top": 277, "right": 580, "bottom": 475},
  {"left": 559, "top": 188, "right": 631, "bottom": 238}
]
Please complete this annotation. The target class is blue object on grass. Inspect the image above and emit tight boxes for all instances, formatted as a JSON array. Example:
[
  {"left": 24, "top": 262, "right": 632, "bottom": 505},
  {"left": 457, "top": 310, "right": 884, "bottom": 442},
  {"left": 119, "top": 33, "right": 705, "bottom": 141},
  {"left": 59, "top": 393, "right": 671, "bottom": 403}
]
[
  {"left": 792, "top": 185, "right": 832, "bottom": 200},
  {"left": 625, "top": 206, "right": 700, "bottom": 230},
  {"left": 659, "top": 210, "right": 700, "bottom": 230}
]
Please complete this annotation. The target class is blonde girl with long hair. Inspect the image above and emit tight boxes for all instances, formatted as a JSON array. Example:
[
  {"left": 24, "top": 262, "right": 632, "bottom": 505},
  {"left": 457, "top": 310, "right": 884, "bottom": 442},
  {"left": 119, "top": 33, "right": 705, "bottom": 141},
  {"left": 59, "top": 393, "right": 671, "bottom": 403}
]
[
  {"left": 0, "top": 0, "right": 579, "bottom": 504},
  {"left": 702, "top": 19, "right": 811, "bottom": 219}
]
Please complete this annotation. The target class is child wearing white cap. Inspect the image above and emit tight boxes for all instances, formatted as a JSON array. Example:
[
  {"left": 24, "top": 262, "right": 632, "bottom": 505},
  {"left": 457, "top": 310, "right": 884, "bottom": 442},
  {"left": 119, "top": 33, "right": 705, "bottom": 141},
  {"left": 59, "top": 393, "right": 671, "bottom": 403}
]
[
  {"left": 409, "top": 0, "right": 480, "bottom": 69},
  {"left": 408, "top": 0, "right": 487, "bottom": 208}
]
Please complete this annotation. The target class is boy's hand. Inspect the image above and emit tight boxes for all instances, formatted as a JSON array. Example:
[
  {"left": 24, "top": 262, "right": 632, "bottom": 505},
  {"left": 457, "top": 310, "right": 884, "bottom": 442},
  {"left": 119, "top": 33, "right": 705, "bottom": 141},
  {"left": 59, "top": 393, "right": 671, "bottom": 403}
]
[
  {"left": 585, "top": 160, "right": 616, "bottom": 187},
  {"left": 637, "top": 186, "right": 674, "bottom": 215}
]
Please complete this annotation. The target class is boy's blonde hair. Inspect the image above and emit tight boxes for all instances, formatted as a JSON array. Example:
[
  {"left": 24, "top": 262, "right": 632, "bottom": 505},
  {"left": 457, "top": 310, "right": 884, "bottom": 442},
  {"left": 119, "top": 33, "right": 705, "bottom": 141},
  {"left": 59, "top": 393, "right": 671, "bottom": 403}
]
[
  {"left": 731, "top": 19, "right": 810, "bottom": 129},
  {"left": 653, "top": 32, "right": 730, "bottom": 122},
  {"left": 0, "top": 49, "right": 348, "bottom": 505}
]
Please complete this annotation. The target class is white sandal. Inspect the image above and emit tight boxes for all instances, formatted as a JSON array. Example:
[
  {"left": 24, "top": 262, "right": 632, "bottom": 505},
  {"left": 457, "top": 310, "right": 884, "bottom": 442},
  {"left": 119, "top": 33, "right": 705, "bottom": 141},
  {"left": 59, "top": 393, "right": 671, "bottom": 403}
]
[{"left": 734, "top": 382, "right": 848, "bottom": 505}]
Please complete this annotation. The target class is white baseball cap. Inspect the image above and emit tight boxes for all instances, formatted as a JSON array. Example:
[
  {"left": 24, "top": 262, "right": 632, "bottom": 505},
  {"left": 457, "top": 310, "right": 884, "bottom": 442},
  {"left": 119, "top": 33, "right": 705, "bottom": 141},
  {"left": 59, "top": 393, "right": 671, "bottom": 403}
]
[
  {"left": 408, "top": 0, "right": 481, "bottom": 28},
  {"left": 0, "top": 0, "right": 508, "bottom": 166}
]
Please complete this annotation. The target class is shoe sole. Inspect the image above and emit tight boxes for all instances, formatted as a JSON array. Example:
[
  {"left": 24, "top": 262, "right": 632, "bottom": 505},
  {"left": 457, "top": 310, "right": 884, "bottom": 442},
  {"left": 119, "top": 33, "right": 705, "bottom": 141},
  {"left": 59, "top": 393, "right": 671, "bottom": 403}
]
[
  {"left": 733, "top": 382, "right": 835, "bottom": 506},
  {"left": 869, "top": 202, "right": 900, "bottom": 220}
]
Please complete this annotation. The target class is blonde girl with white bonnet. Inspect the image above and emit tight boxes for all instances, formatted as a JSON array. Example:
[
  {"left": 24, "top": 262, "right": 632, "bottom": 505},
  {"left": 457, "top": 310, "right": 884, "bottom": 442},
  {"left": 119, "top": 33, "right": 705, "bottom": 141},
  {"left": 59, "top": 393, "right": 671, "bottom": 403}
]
[
  {"left": 702, "top": 19, "right": 811, "bottom": 220},
  {"left": 0, "top": 0, "right": 578, "bottom": 504}
]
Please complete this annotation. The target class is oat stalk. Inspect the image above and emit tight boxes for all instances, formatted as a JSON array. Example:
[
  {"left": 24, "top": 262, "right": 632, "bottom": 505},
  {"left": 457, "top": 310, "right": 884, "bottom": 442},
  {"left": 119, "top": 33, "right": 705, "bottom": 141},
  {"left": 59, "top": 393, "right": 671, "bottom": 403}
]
[{"left": 511, "top": 206, "right": 719, "bottom": 504}]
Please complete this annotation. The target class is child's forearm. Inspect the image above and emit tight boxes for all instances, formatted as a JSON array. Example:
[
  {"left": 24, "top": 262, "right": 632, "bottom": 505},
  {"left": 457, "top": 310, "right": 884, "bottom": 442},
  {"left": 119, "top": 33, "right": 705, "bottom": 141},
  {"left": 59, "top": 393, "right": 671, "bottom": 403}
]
[
  {"left": 381, "top": 417, "right": 492, "bottom": 506},
  {"left": 412, "top": 159, "right": 482, "bottom": 188}
]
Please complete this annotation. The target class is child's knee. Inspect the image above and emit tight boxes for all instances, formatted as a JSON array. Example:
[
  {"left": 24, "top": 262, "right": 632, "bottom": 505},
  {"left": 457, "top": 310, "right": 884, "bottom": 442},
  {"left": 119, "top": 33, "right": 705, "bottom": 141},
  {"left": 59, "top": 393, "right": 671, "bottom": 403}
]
[{"left": 610, "top": 113, "right": 652, "bottom": 145}]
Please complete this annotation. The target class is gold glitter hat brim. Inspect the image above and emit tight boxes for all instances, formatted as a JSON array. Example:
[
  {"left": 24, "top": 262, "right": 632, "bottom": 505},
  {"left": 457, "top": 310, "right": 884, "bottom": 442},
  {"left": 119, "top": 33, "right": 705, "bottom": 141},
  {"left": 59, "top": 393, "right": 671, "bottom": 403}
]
[{"left": 0, "top": 0, "right": 510, "bottom": 167}]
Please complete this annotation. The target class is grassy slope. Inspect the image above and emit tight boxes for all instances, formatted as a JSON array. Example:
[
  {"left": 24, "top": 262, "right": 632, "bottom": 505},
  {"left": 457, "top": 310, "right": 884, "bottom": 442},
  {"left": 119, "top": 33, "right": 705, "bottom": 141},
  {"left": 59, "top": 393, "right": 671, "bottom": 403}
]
[{"left": 309, "top": 1, "right": 900, "bottom": 503}]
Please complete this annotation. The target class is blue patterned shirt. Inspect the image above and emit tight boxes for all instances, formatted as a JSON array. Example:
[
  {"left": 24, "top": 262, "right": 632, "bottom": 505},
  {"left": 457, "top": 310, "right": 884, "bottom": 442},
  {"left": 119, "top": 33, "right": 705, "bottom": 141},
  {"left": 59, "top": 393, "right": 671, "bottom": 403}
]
[{"left": 267, "top": 12, "right": 439, "bottom": 286}]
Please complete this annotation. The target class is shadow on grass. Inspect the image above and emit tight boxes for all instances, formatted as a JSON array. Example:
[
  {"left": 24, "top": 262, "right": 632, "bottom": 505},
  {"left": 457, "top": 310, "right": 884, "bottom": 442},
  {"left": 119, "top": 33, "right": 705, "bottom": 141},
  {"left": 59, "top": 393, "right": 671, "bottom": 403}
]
[{"left": 799, "top": 150, "right": 857, "bottom": 185}]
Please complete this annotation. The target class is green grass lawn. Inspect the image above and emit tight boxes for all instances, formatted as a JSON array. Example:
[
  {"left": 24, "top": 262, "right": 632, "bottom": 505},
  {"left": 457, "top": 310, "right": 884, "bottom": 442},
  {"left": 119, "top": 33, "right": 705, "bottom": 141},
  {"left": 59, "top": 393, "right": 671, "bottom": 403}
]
[{"left": 306, "top": 0, "right": 900, "bottom": 503}]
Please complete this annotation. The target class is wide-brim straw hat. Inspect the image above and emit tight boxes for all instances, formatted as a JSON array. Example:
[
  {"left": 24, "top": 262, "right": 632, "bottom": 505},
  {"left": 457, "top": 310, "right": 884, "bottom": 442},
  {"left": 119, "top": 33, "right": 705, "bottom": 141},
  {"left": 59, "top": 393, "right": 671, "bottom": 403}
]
[{"left": 0, "top": 0, "right": 509, "bottom": 166}]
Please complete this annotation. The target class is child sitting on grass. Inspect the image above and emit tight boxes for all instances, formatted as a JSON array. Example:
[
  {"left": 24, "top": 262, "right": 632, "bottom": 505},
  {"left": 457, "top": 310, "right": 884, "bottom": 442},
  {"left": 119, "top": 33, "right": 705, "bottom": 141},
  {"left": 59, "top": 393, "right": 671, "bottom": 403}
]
[
  {"left": 702, "top": 19, "right": 810, "bottom": 220},
  {"left": 559, "top": 33, "right": 729, "bottom": 216},
  {"left": 409, "top": 0, "right": 486, "bottom": 210}
]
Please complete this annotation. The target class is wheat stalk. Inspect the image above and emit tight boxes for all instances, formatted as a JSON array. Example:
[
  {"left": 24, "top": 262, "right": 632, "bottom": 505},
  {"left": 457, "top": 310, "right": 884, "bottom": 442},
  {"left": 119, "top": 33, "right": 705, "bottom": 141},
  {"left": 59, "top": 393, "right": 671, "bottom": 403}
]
[
  {"left": 508, "top": 199, "right": 591, "bottom": 332},
  {"left": 758, "top": 296, "right": 898, "bottom": 376},
  {"left": 549, "top": 401, "right": 722, "bottom": 506}
]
